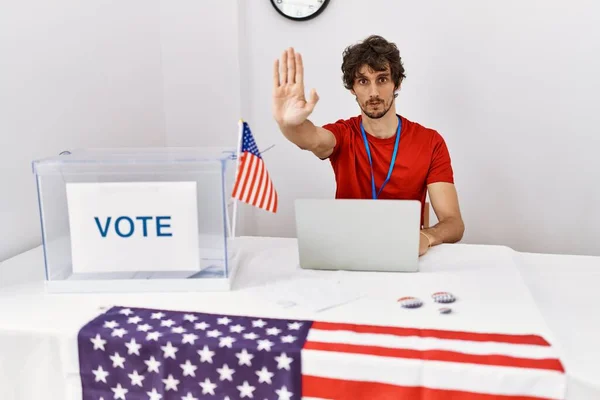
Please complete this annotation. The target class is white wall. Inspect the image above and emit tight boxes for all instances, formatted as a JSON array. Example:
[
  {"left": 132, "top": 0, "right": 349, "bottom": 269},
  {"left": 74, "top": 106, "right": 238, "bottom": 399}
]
[
  {"left": 0, "top": 1, "right": 166, "bottom": 262},
  {"left": 3, "top": 0, "right": 599, "bottom": 260},
  {"left": 239, "top": 0, "right": 600, "bottom": 256},
  {"left": 158, "top": 0, "right": 252, "bottom": 236},
  {"left": 159, "top": 1, "right": 242, "bottom": 148}
]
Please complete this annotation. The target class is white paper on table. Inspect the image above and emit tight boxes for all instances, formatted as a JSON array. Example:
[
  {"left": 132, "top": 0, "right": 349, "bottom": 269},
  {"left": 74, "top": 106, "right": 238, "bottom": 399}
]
[{"left": 255, "top": 276, "right": 364, "bottom": 312}]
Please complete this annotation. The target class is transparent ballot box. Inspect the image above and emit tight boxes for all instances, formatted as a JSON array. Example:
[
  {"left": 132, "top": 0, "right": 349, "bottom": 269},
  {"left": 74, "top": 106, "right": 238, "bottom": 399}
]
[{"left": 32, "top": 147, "right": 240, "bottom": 293}]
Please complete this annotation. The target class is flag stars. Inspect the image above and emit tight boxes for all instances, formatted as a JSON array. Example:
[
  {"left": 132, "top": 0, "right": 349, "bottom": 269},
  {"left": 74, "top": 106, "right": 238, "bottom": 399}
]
[
  {"left": 236, "top": 349, "right": 254, "bottom": 366},
  {"left": 244, "top": 332, "right": 259, "bottom": 340},
  {"left": 144, "top": 356, "right": 161, "bottom": 373},
  {"left": 219, "top": 336, "right": 236, "bottom": 348},
  {"left": 161, "top": 341, "right": 178, "bottom": 359},
  {"left": 252, "top": 319, "right": 267, "bottom": 328},
  {"left": 111, "top": 328, "right": 128, "bottom": 338},
  {"left": 137, "top": 323, "right": 152, "bottom": 332},
  {"left": 160, "top": 319, "right": 176, "bottom": 327},
  {"left": 276, "top": 386, "right": 293, "bottom": 400},
  {"left": 92, "top": 365, "right": 109, "bottom": 383},
  {"left": 90, "top": 334, "right": 106, "bottom": 351},
  {"left": 147, "top": 388, "right": 162, "bottom": 400},
  {"left": 111, "top": 383, "right": 128, "bottom": 400},
  {"left": 151, "top": 312, "right": 165, "bottom": 319},
  {"left": 180, "top": 360, "right": 198, "bottom": 377},
  {"left": 125, "top": 338, "right": 142, "bottom": 356},
  {"left": 84, "top": 308, "right": 310, "bottom": 400},
  {"left": 217, "top": 364, "right": 235, "bottom": 381},
  {"left": 110, "top": 352, "right": 126, "bottom": 369},
  {"left": 281, "top": 335, "right": 297, "bottom": 343},
  {"left": 288, "top": 322, "right": 302, "bottom": 330},
  {"left": 182, "top": 333, "right": 199, "bottom": 344},
  {"left": 237, "top": 381, "right": 256, "bottom": 398},
  {"left": 103, "top": 320, "right": 119, "bottom": 329},
  {"left": 257, "top": 339, "right": 274, "bottom": 351},
  {"left": 199, "top": 378, "right": 217, "bottom": 395},
  {"left": 275, "top": 353, "right": 293, "bottom": 370},
  {"left": 207, "top": 329, "right": 222, "bottom": 338},
  {"left": 127, "top": 315, "right": 142, "bottom": 324},
  {"left": 197, "top": 345, "right": 215, "bottom": 363},
  {"left": 146, "top": 331, "right": 162, "bottom": 341},
  {"left": 194, "top": 321, "right": 210, "bottom": 331},
  {"left": 128, "top": 370, "right": 145, "bottom": 387},
  {"left": 266, "top": 327, "right": 282, "bottom": 336},
  {"left": 183, "top": 314, "right": 198, "bottom": 322},
  {"left": 162, "top": 374, "right": 180, "bottom": 391},
  {"left": 256, "top": 366, "right": 274, "bottom": 384}
]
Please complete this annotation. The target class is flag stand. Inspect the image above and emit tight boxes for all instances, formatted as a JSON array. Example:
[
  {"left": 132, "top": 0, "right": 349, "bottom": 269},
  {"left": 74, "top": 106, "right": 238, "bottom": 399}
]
[{"left": 229, "top": 119, "right": 244, "bottom": 239}]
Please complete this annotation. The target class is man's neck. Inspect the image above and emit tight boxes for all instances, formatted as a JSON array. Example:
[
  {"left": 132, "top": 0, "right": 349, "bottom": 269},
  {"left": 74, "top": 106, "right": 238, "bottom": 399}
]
[{"left": 361, "top": 110, "right": 398, "bottom": 139}]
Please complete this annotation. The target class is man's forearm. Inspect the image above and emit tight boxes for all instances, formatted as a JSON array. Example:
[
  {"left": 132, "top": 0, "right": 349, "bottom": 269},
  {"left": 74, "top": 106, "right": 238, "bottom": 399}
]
[
  {"left": 421, "top": 216, "right": 465, "bottom": 246},
  {"left": 278, "top": 119, "right": 319, "bottom": 151}
]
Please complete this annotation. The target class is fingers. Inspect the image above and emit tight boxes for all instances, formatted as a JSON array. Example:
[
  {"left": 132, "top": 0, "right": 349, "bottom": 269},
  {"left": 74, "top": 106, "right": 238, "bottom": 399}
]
[
  {"left": 280, "top": 50, "right": 288, "bottom": 86},
  {"left": 295, "top": 52, "right": 304, "bottom": 86},
  {"left": 276, "top": 48, "right": 304, "bottom": 86},
  {"left": 273, "top": 59, "right": 280, "bottom": 88},
  {"left": 306, "top": 88, "right": 319, "bottom": 112},
  {"left": 287, "top": 48, "right": 295, "bottom": 84}
]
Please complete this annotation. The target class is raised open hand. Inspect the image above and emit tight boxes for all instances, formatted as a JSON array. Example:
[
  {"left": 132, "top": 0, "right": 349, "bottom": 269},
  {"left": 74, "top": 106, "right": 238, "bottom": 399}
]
[{"left": 272, "top": 48, "right": 319, "bottom": 127}]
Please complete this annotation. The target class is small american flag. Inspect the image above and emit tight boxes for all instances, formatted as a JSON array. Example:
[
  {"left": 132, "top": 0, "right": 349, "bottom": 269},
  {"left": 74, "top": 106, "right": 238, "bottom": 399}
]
[
  {"left": 78, "top": 306, "right": 566, "bottom": 400},
  {"left": 231, "top": 121, "right": 278, "bottom": 213}
]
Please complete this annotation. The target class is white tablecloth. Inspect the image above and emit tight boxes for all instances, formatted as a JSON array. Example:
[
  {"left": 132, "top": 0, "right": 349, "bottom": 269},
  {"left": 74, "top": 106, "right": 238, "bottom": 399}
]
[
  {"left": 0, "top": 237, "right": 598, "bottom": 399},
  {"left": 516, "top": 251, "right": 600, "bottom": 399}
]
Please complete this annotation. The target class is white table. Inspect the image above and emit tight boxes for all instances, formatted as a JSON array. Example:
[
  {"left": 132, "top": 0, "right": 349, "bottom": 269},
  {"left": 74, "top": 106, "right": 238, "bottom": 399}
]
[
  {"left": 0, "top": 237, "right": 599, "bottom": 399},
  {"left": 516, "top": 251, "right": 600, "bottom": 399}
]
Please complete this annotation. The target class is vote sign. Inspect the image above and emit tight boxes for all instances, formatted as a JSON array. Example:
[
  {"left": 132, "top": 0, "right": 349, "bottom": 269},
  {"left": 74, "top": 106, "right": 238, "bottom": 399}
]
[{"left": 66, "top": 182, "right": 201, "bottom": 274}]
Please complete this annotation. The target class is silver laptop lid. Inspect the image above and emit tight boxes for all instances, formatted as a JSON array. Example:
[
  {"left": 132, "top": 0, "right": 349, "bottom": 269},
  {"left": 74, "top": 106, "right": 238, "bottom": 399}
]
[{"left": 294, "top": 199, "right": 421, "bottom": 272}]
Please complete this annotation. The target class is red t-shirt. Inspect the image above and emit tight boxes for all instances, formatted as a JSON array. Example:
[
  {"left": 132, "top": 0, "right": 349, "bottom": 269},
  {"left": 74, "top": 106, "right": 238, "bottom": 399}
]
[{"left": 322, "top": 114, "right": 454, "bottom": 227}]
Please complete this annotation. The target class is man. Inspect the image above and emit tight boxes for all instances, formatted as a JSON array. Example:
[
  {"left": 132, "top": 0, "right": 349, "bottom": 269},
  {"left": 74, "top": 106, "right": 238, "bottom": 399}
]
[{"left": 272, "top": 35, "right": 464, "bottom": 256}]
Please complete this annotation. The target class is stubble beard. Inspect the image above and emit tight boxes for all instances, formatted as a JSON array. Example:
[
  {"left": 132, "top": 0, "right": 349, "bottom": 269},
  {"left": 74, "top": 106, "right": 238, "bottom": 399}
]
[{"left": 359, "top": 95, "right": 395, "bottom": 119}]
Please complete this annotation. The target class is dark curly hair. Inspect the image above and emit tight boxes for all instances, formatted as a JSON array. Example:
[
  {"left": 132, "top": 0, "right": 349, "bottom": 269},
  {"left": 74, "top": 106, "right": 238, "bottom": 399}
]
[{"left": 341, "top": 35, "right": 406, "bottom": 91}]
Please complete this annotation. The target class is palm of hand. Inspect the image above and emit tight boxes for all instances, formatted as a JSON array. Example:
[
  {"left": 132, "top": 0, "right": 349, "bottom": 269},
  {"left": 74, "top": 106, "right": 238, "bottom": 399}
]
[
  {"left": 273, "top": 86, "right": 311, "bottom": 126},
  {"left": 273, "top": 48, "right": 318, "bottom": 126}
]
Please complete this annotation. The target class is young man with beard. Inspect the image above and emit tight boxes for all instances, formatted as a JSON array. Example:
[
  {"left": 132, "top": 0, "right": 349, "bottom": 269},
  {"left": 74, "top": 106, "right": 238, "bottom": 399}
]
[{"left": 272, "top": 35, "right": 464, "bottom": 256}]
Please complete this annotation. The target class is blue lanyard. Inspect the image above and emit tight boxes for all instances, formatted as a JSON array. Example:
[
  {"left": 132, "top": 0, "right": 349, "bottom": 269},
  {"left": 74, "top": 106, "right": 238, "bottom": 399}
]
[{"left": 360, "top": 116, "right": 402, "bottom": 199}]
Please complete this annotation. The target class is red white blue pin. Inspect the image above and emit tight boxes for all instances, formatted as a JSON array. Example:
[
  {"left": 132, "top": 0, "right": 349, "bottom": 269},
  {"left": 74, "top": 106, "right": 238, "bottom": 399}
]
[
  {"left": 398, "top": 296, "right": 423, "bottom": 309},
  {"left": 432, "top": 292, "right": 456, "bottom": 304}
]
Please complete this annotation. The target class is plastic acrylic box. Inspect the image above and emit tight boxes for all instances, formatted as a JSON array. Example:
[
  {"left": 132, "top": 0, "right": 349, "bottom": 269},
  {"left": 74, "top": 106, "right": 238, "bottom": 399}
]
[{"left": 32, "top": 147, "right": 241, "bottom": 293}]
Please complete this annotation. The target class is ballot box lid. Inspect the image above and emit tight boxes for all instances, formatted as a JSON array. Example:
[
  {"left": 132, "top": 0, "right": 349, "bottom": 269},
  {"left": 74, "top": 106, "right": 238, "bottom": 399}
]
[{"left": 32, "top": 147, "right": 237, "bottom": 175}]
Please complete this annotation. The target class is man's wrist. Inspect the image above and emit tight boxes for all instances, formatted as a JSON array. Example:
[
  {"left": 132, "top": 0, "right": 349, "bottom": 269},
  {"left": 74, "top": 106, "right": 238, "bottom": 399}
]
[
  {"left": 420, "top": 231, "right": 432, "bottom": 248},
  {"left": 420, "top": 230, "right": 437, "bottom": 247}
]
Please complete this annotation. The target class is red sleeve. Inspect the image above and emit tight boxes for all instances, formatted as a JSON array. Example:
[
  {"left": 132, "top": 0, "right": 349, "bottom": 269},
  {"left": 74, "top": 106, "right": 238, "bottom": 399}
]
[
  {"left": 321, "top": 119, "right": 348, "bottom": 162},
  {"left": 427, "top": 132, "right": 454, "bottom": 185}
]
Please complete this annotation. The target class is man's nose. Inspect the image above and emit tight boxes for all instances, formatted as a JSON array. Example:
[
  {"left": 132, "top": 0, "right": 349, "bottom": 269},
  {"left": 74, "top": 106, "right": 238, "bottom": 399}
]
[{"left": 368, "top": 83, "right": 380, "bottom": 98}]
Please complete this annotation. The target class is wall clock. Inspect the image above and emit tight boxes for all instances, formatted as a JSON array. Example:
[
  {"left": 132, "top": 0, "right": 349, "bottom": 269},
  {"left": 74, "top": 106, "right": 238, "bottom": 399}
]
[{"left": 270, "top": 0, "right": 331, "bottom": 21}]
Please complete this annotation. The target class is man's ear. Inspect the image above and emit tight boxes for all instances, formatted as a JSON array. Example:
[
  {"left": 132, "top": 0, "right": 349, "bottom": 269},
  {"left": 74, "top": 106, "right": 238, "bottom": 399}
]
[{"left": 393, "top": 83, "right": 401, "bottom": 98}]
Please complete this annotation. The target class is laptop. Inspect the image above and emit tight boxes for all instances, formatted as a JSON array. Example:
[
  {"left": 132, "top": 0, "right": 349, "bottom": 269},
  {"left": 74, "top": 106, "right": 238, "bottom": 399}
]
[{"left": 294, "top": 198, "right": 421, "bottom": 272}]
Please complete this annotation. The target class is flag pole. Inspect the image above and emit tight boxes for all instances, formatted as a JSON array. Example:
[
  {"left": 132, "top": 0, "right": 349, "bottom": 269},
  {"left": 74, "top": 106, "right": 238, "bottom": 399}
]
[{"left": 231, "top": 119, "right": 244, "bottom": 238}]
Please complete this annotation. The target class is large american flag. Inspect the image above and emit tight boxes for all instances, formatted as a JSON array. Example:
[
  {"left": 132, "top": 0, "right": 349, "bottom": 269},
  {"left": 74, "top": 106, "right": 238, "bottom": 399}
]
[
  {"left": 78, "top": 306, "right": 566, "bottom": 400},
  {"left": 231, "top": 121, "right": 278, "bottom": 213}
]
